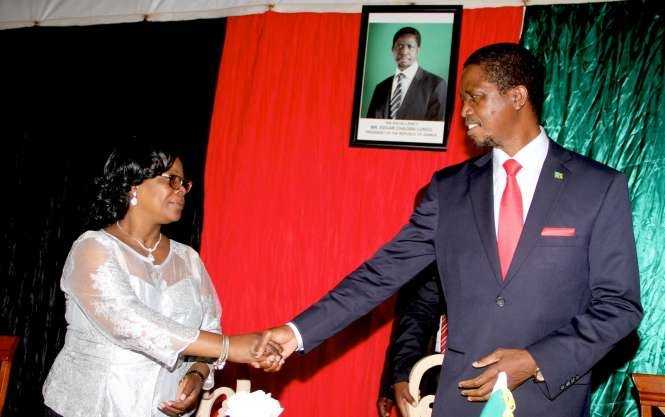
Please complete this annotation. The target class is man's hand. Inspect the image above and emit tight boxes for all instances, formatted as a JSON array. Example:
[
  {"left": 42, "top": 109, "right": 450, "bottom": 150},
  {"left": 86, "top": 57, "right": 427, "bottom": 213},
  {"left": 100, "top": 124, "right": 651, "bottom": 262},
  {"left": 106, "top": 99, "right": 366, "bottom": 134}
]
[
  {"left": 393, "top": 381, "right": 416, "bottom": 417},
  {"left": 229, "top": 333, "right": 283, "bottom": 367},
  {"left": 376, "top": 396, "right": 394, "bottom": 417},
  {"left": 251, "top": 325, "right": 299, "bottom": 372},
  {"left": 457, "top": 348, "right": 538, "bottom": 402}
]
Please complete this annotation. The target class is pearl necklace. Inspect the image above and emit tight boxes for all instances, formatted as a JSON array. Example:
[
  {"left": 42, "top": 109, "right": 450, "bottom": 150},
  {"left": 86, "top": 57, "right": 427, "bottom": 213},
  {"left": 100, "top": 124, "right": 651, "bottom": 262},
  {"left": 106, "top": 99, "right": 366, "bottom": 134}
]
[{"left": 116, "top": 221, "right": 162, "bottom": 264}]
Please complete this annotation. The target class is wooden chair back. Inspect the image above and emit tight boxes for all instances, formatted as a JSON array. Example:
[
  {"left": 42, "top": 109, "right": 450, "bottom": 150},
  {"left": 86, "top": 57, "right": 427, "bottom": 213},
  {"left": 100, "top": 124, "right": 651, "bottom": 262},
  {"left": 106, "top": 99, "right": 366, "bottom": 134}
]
[
  {"left": 632, "top": 373, "right": 665, "bottom": 417},
  {"left": 0, "top": 336, "right": 19, "bottom": 417}
]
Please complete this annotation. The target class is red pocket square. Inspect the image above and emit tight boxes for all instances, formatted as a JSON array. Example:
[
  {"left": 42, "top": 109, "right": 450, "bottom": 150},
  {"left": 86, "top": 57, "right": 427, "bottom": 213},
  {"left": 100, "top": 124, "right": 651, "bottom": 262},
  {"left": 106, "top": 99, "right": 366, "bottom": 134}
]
[{"left": 541, "top": 227, "right": 576, "bottom": 237}]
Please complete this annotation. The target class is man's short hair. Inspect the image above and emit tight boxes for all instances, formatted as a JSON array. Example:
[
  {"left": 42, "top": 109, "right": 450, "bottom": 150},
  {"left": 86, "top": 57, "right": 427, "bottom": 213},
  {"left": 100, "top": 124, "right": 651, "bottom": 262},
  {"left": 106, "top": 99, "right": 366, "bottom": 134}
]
[
  {"left": 392, "top": 27, "right": 421, "bottom": 48},
  {"left": 464, "top": 43, "right": 545, "bottom": 119}
]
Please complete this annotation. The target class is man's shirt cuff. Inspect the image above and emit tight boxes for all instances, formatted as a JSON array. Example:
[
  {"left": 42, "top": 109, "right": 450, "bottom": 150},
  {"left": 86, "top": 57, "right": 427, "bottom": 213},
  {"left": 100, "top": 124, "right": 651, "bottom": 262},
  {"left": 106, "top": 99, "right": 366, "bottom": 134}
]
[{"left": 286, "top": 322, "right": 304, "bottom": 351}]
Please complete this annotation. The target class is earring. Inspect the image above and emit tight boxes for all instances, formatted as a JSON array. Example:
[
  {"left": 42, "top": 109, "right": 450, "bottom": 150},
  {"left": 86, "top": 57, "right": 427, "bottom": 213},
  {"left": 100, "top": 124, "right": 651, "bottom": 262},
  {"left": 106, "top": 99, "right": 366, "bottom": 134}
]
[{"left": 130, "top": 190, "right": 138, "bottom": 206}]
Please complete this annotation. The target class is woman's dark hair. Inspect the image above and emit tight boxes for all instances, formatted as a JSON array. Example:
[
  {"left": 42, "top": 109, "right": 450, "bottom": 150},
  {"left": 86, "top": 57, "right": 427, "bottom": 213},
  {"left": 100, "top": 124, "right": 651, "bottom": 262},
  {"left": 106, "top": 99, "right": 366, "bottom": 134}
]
[{"left": 90, "top": 141, "right": 179, "bottom": 227}]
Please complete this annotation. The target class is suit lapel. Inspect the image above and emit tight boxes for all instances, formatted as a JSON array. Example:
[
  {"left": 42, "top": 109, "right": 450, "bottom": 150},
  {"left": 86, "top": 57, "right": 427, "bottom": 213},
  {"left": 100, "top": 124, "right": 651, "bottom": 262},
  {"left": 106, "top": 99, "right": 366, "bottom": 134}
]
[
  {"left": 382, "top": 80, "right": 391, "bottom": 118},
  {"left": 504, "top": 140, "right": 572, "bottom": 282},
  {"left": 468, "top": 153, "right": 502, "bottom": 284}
]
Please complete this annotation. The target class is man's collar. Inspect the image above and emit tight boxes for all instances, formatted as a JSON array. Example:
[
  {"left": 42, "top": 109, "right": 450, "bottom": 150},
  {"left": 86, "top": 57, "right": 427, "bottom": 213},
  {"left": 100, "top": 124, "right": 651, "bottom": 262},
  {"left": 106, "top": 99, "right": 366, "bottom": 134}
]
[
  {"left": 395, "top": 62, "right": 419, "bottom": 80},
  {"left": 492, "top": 126, "right": 549, "bottom": 172}
]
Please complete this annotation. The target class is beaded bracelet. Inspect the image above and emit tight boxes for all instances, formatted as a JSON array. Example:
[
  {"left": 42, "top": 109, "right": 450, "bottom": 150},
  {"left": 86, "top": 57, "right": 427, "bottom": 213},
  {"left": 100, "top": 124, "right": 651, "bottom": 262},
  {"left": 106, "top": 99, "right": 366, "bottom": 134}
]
[{"left": 184, "top": 369, "right": 207, "bottom": 383}]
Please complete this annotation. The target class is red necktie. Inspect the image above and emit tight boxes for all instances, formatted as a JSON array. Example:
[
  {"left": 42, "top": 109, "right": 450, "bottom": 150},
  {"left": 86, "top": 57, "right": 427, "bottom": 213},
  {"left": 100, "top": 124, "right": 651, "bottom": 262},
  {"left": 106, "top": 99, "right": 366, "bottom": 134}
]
[
  {"left": 438, "top": 314, "right": 448, "bottom": 353},
  {"left": 498, "top": 159, "right": 523, "bottom": 279}
]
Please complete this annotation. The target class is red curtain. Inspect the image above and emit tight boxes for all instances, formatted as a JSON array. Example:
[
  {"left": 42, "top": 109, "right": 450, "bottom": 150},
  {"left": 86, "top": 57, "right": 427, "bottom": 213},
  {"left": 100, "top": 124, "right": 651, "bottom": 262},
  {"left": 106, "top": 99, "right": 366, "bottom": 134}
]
[{"left": 201, "top": 8, "right": 523, "bottom": 417}]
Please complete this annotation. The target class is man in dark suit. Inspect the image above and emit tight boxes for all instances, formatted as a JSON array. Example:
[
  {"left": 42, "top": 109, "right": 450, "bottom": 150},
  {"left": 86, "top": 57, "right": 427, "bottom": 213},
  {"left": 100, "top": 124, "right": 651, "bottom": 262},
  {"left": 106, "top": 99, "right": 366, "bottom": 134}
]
[
  {"left": 366, "top": 27, "right": 447, "bottom": 121},
  {"left": 258, "top": 43, "right": 642, "bottom": 417},
  {"left": 377, "top": 265, "right": 444, "bottom": 417}
]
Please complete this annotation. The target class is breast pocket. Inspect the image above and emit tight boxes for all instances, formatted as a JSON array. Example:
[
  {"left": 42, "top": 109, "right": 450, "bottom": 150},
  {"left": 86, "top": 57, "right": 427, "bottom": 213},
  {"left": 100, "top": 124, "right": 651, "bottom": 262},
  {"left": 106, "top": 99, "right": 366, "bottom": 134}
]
[
  {"left": 531, "top": 236, "right": 590, "bottom": 295},
  {"left": 536, "top": 234, "right": 588, "bottom": 247}
]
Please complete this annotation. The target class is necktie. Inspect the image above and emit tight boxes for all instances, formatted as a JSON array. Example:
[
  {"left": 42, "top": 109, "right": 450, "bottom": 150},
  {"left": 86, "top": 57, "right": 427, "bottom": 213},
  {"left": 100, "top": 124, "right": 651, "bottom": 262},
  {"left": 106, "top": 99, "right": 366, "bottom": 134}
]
[
  {"left": 390, "top": 73, "right": 405, "bottom": 119},
  {"left": 497, "top": 159, "right": 523, "bottom": 279},
  {"left": 437, "top": 314, "right": 448, "bottom": 353}
]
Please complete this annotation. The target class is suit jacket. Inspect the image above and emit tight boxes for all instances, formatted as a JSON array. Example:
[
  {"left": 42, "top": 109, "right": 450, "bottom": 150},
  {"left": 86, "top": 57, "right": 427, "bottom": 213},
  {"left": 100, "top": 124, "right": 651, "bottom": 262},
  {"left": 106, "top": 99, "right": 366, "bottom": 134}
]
[
  {"left": 366, "top": 67, "right": 447, "bottom": 121},
  {"left": 293, "top": 140, "right": 642, "bottom": 417},
  {"left": 379, "top": 264, "right": 444, "bottom": 399}
]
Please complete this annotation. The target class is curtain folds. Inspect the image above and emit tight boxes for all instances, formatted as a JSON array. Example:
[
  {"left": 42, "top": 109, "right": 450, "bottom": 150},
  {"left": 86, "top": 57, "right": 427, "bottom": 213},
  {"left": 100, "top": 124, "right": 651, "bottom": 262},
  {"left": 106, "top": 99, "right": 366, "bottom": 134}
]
[
  {"left": 0, "top": 19, "right": 225, "bottom": 417},
  {"left": 522, "top": 2, "right": 665, "bottom": 416},
  {"left": 201, "top": 8, "right": 523, "bottom": 417}
]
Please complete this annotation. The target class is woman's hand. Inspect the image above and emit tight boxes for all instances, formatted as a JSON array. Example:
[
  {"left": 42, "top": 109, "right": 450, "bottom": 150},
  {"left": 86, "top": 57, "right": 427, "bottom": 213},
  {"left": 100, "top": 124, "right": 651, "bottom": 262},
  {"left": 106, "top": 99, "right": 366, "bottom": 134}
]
[
  {"left": 159, "top": 369, "right": 206, "bottom": 416},
  {"left": 228, "top": 332, "right": 283, "bottom": 367}
]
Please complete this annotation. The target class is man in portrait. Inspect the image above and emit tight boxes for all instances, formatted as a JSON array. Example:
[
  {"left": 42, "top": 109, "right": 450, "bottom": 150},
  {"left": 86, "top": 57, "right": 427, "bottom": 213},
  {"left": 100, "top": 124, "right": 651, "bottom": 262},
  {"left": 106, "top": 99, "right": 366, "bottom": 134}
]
[{"left": 366, "top": 27, "right": 447, "bottom": 121}]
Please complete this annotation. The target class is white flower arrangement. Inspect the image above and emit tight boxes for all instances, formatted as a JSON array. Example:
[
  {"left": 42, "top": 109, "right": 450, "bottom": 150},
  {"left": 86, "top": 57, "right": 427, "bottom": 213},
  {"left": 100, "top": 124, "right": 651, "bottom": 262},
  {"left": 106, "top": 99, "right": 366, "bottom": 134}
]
[{"left": 220, "top": 390, "right": 284, "bottom": 417}]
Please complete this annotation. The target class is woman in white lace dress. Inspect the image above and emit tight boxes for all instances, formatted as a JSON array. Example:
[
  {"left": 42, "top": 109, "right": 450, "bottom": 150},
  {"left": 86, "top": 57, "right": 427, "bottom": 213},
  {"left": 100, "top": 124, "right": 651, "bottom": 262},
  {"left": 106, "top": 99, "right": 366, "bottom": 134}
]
[{"left": 43, "top": 143, "right": 279, "bottom": 417}]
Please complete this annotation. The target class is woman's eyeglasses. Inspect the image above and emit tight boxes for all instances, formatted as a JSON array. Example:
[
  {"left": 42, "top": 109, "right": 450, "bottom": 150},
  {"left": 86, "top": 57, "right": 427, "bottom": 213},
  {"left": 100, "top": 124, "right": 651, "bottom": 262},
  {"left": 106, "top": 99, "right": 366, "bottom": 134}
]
[{"left": 160, "top": 174, "right": 193, "bottom": 193}]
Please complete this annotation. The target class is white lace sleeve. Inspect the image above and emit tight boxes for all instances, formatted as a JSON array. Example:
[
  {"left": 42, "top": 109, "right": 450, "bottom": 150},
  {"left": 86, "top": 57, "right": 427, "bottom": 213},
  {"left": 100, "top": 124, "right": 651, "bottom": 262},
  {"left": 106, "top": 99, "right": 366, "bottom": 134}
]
[
  {"left": 62, "top": 234, "right": 199, "bottom": 367},
  {"left": 192, "top": 253, "right": 222, "bottom": 390},
  {"left": 197, "top": 257, "right": 222, "bottom": 335}
]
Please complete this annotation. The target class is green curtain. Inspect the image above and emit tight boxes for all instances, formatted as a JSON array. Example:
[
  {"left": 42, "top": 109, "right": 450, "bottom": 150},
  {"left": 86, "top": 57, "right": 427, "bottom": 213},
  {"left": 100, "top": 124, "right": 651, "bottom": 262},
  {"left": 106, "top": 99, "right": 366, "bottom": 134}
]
[{"left": 522, "top": 1, "right": 665, "bottom": 416}]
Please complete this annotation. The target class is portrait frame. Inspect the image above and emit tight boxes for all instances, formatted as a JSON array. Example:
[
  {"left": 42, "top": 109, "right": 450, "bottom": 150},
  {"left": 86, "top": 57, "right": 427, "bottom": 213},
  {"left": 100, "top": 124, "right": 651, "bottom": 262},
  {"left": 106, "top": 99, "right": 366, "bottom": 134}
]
[{"left": 350, "top": 5, "right": 462, "bottom": 151}]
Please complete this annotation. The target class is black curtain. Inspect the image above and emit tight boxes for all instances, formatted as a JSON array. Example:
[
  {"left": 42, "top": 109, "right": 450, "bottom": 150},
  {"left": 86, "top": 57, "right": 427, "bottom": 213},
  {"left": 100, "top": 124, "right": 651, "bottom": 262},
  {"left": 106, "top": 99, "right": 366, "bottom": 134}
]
[{"left": 0, "top": 18, "right": 226, "bottom": 416}]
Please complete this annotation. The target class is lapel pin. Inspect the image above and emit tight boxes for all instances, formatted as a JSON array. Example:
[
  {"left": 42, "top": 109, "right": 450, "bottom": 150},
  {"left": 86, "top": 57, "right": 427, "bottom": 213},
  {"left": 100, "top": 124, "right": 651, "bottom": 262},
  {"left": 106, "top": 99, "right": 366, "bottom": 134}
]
[{"left": 554, "top": 171, "right": 564, "bottom": 180}]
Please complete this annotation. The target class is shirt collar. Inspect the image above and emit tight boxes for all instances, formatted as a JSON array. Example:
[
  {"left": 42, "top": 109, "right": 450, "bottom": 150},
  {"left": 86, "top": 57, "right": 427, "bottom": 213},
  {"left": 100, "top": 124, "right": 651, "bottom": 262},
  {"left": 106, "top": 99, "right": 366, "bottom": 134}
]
[
  {"left": 492, "top": 126, "right": 549, "bottom": 174},
  {"left": 395, "top": 62, "right": 419, "bottom": 80}
]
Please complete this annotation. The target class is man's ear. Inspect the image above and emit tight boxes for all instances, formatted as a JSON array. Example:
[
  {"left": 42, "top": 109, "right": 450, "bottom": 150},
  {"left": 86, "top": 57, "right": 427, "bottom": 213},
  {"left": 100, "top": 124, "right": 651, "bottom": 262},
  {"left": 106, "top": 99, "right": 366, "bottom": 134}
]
[{"left": 509, "top": 85, "right": 529, "bottom": 110}]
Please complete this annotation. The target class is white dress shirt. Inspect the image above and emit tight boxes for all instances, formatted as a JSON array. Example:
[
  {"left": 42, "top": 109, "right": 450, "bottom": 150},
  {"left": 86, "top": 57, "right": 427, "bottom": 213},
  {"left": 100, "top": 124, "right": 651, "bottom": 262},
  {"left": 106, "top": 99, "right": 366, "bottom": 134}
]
[
  {"left": 492, "top": 127, "right": 549, "bottom": 235},
  {"left": 390, "top": 62, "right": 419, "bottom": 100},
  {"left": 289, "top": 127, "right": 550, "bottom": 351}
]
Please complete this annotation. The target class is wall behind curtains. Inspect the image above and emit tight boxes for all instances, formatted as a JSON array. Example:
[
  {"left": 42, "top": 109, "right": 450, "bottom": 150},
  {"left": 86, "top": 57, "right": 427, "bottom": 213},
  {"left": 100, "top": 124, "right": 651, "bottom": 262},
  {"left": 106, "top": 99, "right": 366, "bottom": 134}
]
[
  {"left": 522, "top": 1, "right": 665, "bottom": 416},
  {"left": 0, "top": 20, "right": 226, "bottom": 416},
  {"left": 201, "top": 8, "right": 523, "bottom": 417}
]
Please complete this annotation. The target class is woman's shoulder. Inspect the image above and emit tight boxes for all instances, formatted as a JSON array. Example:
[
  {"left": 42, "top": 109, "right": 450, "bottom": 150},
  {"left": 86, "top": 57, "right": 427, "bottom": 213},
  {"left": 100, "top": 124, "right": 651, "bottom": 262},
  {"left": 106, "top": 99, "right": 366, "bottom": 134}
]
[
  {"left": 71, "top": 229, "right": 116, "bottom": 251},
  {"left": 168, "top": 237, "right": 200, "bottom": 261}
]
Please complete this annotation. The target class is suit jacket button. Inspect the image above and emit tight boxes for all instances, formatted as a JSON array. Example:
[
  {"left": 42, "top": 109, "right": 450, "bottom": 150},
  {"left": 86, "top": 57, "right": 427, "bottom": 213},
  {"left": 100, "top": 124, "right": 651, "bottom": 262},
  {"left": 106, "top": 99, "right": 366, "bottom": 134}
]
[
  {"left": 496, "top": 296, "right": 505, "bottom": 307},
  {"left": 560, "top": 385, "right": 565, "bottom": 390}
]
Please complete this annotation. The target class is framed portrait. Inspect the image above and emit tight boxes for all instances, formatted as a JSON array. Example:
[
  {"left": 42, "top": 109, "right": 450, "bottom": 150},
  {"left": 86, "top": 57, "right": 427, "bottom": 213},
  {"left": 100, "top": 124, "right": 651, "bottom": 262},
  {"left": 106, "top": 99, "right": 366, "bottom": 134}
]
[{"left": 350, "top": 5, "right": 462, "bottom": 150}]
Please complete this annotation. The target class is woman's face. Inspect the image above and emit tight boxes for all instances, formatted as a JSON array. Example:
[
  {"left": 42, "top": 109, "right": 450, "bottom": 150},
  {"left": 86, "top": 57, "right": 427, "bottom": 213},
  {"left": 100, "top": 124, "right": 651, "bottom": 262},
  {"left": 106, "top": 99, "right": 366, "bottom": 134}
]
[{"left": 133, "top": 158, "right": 188, "bottom": 224}]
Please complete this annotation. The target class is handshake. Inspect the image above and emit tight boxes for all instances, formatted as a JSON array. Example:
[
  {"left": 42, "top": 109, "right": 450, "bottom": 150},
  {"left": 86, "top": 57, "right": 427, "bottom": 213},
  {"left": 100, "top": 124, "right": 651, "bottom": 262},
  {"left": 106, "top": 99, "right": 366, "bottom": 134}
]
[{"left": 242, "top": 325, "right": 299, "bottom": 372}]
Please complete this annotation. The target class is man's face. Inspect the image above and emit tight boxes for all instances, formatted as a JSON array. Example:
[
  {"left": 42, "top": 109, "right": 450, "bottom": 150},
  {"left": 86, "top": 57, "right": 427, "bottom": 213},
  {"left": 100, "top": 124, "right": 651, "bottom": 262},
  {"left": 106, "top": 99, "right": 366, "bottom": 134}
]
[
  {"left": 460, "top": 64, "right": 518, "bottom": 149},
  {"left": 392, "top": 34, "right": 419, "bottom": 70}
]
